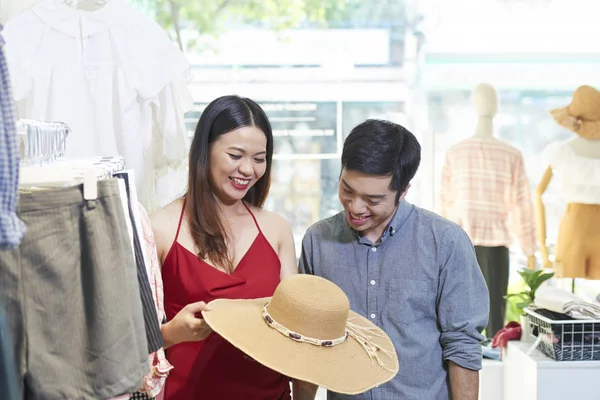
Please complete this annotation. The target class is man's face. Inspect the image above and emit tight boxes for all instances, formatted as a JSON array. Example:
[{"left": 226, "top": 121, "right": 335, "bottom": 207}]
[{"left": 338, "top": 169, "right": 407, "bottom": 240}]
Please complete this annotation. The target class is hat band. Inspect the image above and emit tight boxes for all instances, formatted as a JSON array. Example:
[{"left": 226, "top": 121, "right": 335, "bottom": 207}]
[
  {"left": 262, "top": 302, "right": 397, "bottom": 373},
  {"left": 262, "top": 302, "right": 349, "bottom": 347}
]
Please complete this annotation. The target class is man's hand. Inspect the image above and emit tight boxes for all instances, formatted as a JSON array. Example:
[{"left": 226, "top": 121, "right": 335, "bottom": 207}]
[{"left": 448, "top": 361, "right": 479, "bottom": 400}]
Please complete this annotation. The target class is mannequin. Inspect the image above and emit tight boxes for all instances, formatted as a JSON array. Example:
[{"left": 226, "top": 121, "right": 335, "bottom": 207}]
[
  {"left": 472, "top": 83, "right": 496, "bottom": 140},
  {"left": 440, "top": 83, "right": 537, "bottom": 337},
  {"left": 536, "top": 85, "right": 600, "bottom": 280}
]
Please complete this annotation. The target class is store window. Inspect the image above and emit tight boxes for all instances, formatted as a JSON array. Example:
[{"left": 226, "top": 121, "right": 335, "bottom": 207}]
[
  {"left": 341, "top": 101, "right": 406, "bottom": 140},
  {"left": 266, "top": 158, "right": 341, "bottom": 252},
  {"left": 262, "top": 102, "right": 338, "bottom": 156}
]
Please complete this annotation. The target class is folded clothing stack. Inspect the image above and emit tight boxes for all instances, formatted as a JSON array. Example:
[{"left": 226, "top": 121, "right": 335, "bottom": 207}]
[{"left": 535, "top": 286, "right": 600, "bottom": 320}]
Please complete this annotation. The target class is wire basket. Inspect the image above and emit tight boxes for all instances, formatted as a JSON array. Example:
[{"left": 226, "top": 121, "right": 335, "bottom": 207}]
[{"left": 524, "top": 307, "right": 600, "bottom": 361}]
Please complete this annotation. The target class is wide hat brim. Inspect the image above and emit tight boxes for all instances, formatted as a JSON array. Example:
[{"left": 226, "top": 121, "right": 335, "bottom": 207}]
[
  {"left": 550, "top": 107, "right": 600, "bottom": 140},
  {"left": 202, "top": 297, "right": 399, "bottom": 395}
]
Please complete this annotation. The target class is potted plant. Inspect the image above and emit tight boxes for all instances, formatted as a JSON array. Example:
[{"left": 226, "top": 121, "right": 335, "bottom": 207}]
[{"left": 505, "top": 268, "right": 554, "bottom": 339}]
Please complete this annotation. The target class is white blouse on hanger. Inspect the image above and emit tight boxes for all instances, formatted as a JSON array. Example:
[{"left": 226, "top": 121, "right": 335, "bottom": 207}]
[{"left": 3, "top": 0, "right": 193, "bottom": 211}]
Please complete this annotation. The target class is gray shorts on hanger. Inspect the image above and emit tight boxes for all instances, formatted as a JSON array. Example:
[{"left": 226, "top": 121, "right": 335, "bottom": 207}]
[{"left": 0, "top": 180, "right": 149, "bottom": 399}]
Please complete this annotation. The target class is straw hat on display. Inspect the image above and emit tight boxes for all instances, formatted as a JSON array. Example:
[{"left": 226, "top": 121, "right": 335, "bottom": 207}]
[
  {"left": 201, "top": 274, "right": 399, "bottom": 394},
  {"left": 550, "top": 85, "right": 600, "bottom": 140}
]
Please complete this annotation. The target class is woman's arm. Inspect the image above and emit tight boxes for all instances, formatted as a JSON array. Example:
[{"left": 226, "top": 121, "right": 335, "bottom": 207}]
[
  {"left": 535, "top": 166, "right": 553, "bottom": 268},
  {"left": 150, "top": 204, "right": 176, "bottom": 265},
  {"left": 150, "top": 199, "right": 214, "bottom": 347},
  {"left": 272, "top": 214, "right": 297, "bottom": 280}
]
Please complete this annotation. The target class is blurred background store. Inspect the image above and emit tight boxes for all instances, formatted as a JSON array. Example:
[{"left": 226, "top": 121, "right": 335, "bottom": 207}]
[
  {"left": 2, "top": 0, "right": 598, "bottom": 335},
  {"left": 2, "top": 1, "right": 599, "bottom": 399},
  {"left": 78, "top": 0, "right": 600, "bottom": 300}
]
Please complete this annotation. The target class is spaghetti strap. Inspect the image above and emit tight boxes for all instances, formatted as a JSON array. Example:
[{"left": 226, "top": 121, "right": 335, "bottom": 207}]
[
  {"left": 242, "top": 202, "right": 262, "bottom": 234},
  {"left": 174, "top": 198, "right": 186, "bottom": 241}
]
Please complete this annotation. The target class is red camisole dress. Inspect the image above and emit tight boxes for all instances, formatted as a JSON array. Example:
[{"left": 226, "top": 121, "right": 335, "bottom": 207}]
[{"left": 161, "top": 200, "right": 291, "bottom": 399}]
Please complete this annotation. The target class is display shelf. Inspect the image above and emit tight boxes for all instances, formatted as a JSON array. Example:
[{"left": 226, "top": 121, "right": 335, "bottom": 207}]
[
  {"left": 503, "top": 340, "right": 600, "bottom": 400},
  {"left": 480, "top": 358, "right": 503, "bottom": 400}
]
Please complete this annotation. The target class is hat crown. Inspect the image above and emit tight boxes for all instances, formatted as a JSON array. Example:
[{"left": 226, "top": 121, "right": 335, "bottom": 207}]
[
  {"left": 267, "top": 275, "right": 350, "bottom": 341},
  {"left": 568, "top": 85, "right": 600, "bottom": 121}
]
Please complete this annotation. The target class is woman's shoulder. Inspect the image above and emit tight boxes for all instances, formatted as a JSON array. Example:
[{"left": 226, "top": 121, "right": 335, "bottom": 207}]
[
  {"left": 150, "top": 197, "right": 186, "bottom": 253},
  {"left": 151, "top": 198, "right": 185, "bottom": 225},
  {"left": 248, "top": 206, "right": 292, "bottom": 239},
  {"left": 250, "top": 206, "right": 290, "bottom": 228}
]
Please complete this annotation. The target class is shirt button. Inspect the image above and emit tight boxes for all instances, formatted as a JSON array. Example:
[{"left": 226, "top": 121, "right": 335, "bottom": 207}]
[
  {"left": 370, "top": 313, "right": 376, "bottom": 319},
  {"left": 370, "top": 280, "right": 376, "bottom": 285},
  {"left": 371, "top": 247, "right": 377, "bottom": 252}
]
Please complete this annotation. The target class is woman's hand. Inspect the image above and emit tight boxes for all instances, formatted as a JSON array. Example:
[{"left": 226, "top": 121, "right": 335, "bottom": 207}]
[{"left": 162, "top": 301, "right": 212, "bottom": 348}]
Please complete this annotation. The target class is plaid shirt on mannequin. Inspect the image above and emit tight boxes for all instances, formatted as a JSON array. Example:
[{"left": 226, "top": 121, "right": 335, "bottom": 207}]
[{"left": 440, "top": 137, "right": 536, "bottom": 255}]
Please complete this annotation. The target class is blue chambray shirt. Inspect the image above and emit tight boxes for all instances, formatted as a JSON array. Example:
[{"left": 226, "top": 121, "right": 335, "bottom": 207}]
[
  {"left": 299, "top": 200, "right": 489, "bottom": 400},
  {"left": 0, "top": 26, "right": 26, "bottom": 249}
]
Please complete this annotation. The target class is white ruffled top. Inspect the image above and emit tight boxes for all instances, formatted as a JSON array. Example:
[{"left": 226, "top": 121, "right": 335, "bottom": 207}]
[{"left": 543, "top": 140, "right": 600, "bottom": 204}]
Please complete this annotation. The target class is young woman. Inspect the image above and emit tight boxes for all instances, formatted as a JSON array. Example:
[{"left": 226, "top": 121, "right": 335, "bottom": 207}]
[{"left": 151, "top": 95, "right": 312, "bottom": 399}]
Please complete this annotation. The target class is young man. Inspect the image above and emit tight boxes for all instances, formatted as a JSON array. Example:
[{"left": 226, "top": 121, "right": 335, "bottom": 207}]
[{"left": 299, "top": 119, "right": 489, "bottom": 400}]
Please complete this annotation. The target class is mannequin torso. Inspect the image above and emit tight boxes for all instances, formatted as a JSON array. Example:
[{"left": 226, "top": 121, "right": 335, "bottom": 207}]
[
  {"left": 470, "top": 84, "right": 536, "bottom": 269},
  {"left": 536, "top": 136, "right": 600, "bottom": 268},
  {"left": 537, "top": 136, "right": 600, "bottom": 269}
]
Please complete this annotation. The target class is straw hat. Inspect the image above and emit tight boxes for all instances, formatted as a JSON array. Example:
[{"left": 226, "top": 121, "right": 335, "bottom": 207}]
[
  {"left": 202, "top": 274, "right": 399, "bottom": 394},
  {"left": 550, "top": 85, "right": 600, "bottom": 139}
]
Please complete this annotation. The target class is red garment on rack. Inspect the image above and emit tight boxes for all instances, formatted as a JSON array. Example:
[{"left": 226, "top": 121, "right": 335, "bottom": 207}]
[{"left": 161, "top": 200, "right": 291, "bottom": 400}]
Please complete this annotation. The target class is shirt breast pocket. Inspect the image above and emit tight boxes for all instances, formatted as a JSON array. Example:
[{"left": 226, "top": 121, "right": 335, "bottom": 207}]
[{"left": 386, "top": 278, "right": 432, "bottom": 326}]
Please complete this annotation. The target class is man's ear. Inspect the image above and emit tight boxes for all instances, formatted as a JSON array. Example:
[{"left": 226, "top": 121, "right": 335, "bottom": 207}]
[{"left": 398, "top": 184, "right": 411, "bottom": 202}]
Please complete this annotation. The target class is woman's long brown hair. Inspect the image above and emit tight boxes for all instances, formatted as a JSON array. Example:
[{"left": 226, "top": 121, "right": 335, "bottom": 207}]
[{"left": 186, "top": 95, "right": 273, "bottom": 273}]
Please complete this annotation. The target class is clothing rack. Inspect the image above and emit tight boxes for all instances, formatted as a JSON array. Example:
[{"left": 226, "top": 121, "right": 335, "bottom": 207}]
[
  {"left": 17, "top": 118, "right": 126, "bottom": 201},
  {"left": 20, "top": 156, "right": 126, "bottom": 200},
  {"left": 6, "top": 136, "right": 161, "bottom": 399},
  {"left": 17, "top": 119, "right": 70, "bottom": 166}
]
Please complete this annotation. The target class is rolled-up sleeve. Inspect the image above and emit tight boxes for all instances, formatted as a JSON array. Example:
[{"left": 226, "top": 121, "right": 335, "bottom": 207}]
[{"left": 437, "top": 225, "right": 489, "bottom": 371}]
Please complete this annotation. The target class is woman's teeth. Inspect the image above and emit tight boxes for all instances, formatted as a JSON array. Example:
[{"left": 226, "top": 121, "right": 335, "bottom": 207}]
[{"left": 231, "top": 178, "right": 250, "bottom": 185}]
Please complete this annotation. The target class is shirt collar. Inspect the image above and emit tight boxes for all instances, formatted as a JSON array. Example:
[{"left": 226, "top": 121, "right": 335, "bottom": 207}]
[
  {"left": 349, "top": 200, "right": 414, "bottom": 245},
  {"left": 32, "top": 0, "right": 130, "bottom": 38}
]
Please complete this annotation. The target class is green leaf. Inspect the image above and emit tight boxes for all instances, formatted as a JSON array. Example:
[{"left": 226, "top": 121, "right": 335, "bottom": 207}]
[
  {"left": 516, "top": 301, "right": 531, "bottom": 310},
  {"left": 529, "top": 272, "right": 555, "bottom": 300},
  {"left": 511, "top": 267, "right": 555, "bottom": 304}
]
